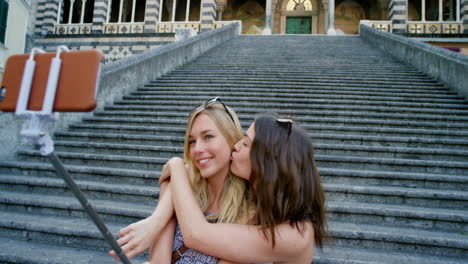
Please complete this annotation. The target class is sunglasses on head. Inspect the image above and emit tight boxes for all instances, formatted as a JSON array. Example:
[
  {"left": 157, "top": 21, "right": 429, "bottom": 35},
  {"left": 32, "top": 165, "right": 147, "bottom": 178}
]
[
  {"left": 276, "top": 118, "right": 293, "bottom": 136},
  {"left": 193, "top": 97, "right": 235, "bottom": 123}
]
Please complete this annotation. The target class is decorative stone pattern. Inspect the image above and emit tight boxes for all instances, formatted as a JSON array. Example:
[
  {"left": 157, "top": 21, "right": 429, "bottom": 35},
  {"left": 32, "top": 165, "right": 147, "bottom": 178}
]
[
  {"left": 407, "top": 22, "right": 464, "bottom": 34},
  {"left": 103, "top": 23, "right": 145, "bottom": 34},
  {"left": 92, "top": 0, "right": 109, "bottom": 33},
  {"left": 156, "top": 22, "right": 201, "bottom": 33},
  {"left": 200, "top": 0, "right": 217, "bottom": 32},
  {"left": 389, "top": 0, "right": 407, "bottom": 33},
  {"left": 55, "top": 24, "right": 93, "bottom": 35}
]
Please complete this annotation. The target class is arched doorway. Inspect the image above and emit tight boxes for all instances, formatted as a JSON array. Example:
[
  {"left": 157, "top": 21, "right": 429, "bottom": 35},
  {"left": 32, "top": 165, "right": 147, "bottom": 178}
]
[{"left": 280, "top": 0, "right": 318, "bottom": 34}]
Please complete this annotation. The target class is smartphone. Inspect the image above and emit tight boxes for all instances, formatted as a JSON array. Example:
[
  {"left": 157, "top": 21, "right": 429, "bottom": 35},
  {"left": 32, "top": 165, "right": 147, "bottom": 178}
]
[{"left": 0, "top": 49, "right": 104, "bottom": 112}]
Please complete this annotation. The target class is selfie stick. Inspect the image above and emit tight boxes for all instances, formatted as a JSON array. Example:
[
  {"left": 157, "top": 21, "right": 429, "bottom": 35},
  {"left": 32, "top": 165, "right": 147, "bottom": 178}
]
[{"left": 15, "top": 46, "right": 133, "bottom": 264}]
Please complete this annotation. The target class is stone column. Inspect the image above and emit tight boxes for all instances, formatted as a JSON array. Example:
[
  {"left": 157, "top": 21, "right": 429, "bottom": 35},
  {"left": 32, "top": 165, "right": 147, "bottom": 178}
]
[
  {"left": 262, "top": 0, "right": 272, "bottom": 34},
  {"left": 463, "top": 0, "right": 468, "bottom": 33},
  {"left": 34, "top": 0, "right": 48, "bottom": 35},
  {"left": 200, "top": 0, "right": 217, "bottom": 32},
  {"left": 323, "top": 1, "right": 329, "bottom": 34},
  {"left": 92, "top": 0, "right": 108, "bottom": 33},
  {"left": 144, "top": 0, "right": 159, "bottom": 33},
  {"left": 327, "top": 0, "right": 336, "bottom": 35},
  {"left": 43, "top": 0, "right": 60, "bottom": 34},
  {"left": 389, "top": 0, "right": 407, "bottom": 33}
]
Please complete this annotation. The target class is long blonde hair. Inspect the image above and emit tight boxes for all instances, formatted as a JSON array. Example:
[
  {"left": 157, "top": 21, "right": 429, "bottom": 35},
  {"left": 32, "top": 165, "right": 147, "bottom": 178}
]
[{"left": 183, "top": 104, "right": 251, "bottom": 223}]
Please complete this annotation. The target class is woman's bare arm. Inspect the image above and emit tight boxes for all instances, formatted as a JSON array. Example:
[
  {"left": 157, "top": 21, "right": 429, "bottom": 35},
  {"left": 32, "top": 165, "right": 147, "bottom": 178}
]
[
  {"left": 166, "top": 158, "right": 313, "bottom": 263},
  {"left": 109, "top": 182, "right": 175, "bottom": 260}
]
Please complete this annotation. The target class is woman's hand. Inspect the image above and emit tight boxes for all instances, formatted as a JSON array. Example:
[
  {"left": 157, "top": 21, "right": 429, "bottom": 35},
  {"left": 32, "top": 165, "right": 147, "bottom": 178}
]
[
  {"left": 109, "top": 216, "right": 159, "bottom": 261},
  {"left": 159, "top": 157, "right": 185, "bottom": 184}
]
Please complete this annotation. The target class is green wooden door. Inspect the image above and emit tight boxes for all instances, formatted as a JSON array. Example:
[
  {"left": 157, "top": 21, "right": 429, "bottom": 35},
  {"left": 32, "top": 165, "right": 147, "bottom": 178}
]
[{"left": 286, "top": 16, "right": 312, "bottom": 34}]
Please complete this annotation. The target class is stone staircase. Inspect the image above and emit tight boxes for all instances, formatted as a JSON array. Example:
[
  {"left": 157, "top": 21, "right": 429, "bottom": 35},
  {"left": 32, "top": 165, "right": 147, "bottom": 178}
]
[{"left": 0, "top": 35, "right": 467, "bottom": 263}]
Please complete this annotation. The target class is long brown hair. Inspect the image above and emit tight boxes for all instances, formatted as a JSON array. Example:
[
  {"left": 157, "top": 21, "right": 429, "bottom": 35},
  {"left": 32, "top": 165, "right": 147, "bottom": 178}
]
[{"left": 249, "top": 114, "right": 327, "bottom": 248}]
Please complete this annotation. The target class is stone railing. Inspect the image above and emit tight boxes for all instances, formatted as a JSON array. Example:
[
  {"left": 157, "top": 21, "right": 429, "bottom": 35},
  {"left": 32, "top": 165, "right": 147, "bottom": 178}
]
[{"left": 54, "top": 21, "right": 241, "bottom": 35}]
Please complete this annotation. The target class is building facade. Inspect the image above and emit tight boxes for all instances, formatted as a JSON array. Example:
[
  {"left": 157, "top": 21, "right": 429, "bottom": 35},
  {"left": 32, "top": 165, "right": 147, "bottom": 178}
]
[
  {"left": 0, "top": 0, "right": 34, "bottom": 81},
  {"left": 2, "top": 0, "right": 466, "bottom": 65}
]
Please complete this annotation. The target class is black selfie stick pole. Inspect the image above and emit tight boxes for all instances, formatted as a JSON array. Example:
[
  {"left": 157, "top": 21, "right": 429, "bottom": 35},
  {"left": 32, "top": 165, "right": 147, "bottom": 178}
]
[{"left": 47, "top": 153, "right": 133, "bottom": 264}]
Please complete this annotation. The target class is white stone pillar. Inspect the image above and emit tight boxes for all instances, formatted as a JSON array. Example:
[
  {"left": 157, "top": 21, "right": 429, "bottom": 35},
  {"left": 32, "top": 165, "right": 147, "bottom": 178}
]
[
  {"left": 421, "top": 0, "right": 426, "bottom": 21},
  {"left": 80, "top": 0, "right": 86, "bottom": 23},
  {"left": 69, "top": 0, "right": 75, "bottom": 24},
  {"left": 457, "top": 0, "right": 461, "bottom": 21},
  {"left": 463, "top": 0, "right": 468, "bottom": 33},
  {"left": 327, "top": 0, "right": 336, "bottom": 35},
  {"left": 439, "top": 0, "right": 443, "bottom": 21},
  {"left": 263, "top": 0, "right": 272, "bottom": 34},
  {"left": 186, "top": 0, "right": 191, "bottom": 21}
]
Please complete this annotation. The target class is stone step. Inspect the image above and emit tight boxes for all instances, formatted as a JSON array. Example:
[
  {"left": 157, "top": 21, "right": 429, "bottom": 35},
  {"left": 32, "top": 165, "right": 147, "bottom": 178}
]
[
  {"left": 68, "top": 123, "right": 185, "bottom": 137},
  {"left": 143, "top": 80, "right": 446, "bottom": 91},
  {"left": 318, "top": 155, "right": 468, "bottom": 174},
  {"left": 93, "top": 110, "right": 468, "bottom": 128},
  {"left": 0, "top": 174, "right": 159, "bottom": 205},
  {"left": 325, "top": 184, "right": 468, "bottom": 209},
  {"left": 16, "top": 149, "right": 169, "bottom": 171},
  {"left": 104, "top": 104, "right": 468, "bottom": 117},
  {"left": 0, "top": 190, "right": 152, "bottom": 223},
  {"left": 54, "top": 131, "right": 468, "bottom": 153},
  {"left": 158, "top": 72, "right": 435, "bottom": 82},
  {"left": 151, "top": 77, "right": 442, "bottom": 87},
  {"left": 310, "top": 133, "right": 468, "bottom": 151},
  {"left": 170, "top": 68, "right": 428, "bottom": 78},
  {"left": 0, "top": 160, "right": 160, "bottom": 185},
  {"left": 115, "top": 99, "right": 468, "bottom": 111},
  {"left": 16, "top": 149, "right": 468, "bottom": 176},
  {"left": 327, "top": 201, "right": 468, "bottom": 233},
  {"left": 68, "top": 122, "right": 468, "bottom": 140},
  {"left": 51, "top": 139, "right": 468, "bottom": 162},
  {"left": 54, "top": 140, "right": 183, "bottom": 158},
  {"left": 320, "top": 168, "right": 468, "bottom": 191},
  {"left": 0, "top": 211, "right": 125, "bottom": 252},
  {"left": 124, "top": 94, "right": 463, "bottom": 106},
  {"left": 181, "top": 64, "right": 417, "bottom": 71},
  {"left": 133, "top": 87, "right": 456, "bottom": 99},
  {"left": 314, "top": 246, "right": 467, "bottom": 264},
  {"left": 54, "top": 131, "right": 184, "bottom": 146},
  {"left": 80, "top": 115, "right": 468, "bottom": 133},
  {"left": 0, "top": 237, "right": 148, "bottom": 264},
  {"left": 329, "top": 222, "right": 468, "bottom": 259}
]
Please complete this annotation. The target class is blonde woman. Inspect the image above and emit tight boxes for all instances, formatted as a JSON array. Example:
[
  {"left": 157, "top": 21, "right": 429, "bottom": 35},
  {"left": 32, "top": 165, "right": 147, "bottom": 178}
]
[{"left": 110, "top": 98, "right": 252, "bottom": 263}]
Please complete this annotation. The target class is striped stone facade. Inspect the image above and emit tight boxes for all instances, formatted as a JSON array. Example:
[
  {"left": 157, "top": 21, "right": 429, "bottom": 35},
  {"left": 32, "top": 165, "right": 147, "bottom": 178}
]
[
  {"left": 463, "top": 0, "right": 468, "bottom": 33},
  {"left": 43, "top": 0, "right": 60, "bottom": 34},
  {"left": 389, "top": 0, "right": 407, "bottom": 33},
  {"left": 144, "top": 0, "right": 160, "bottom": 33},
  {"left": 34, "top": 0, "right": 47, "bottom": 35},
  {"left": 92, "top": 0, "right": 108, "bottom": 34},
  {"left": 200, "top": 0, "right": 217, "bottom": 32}
]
